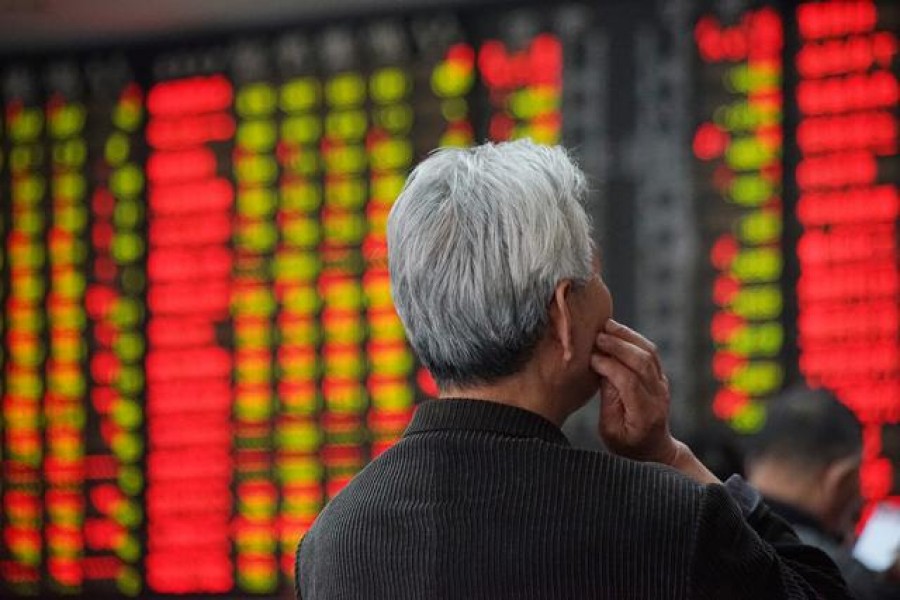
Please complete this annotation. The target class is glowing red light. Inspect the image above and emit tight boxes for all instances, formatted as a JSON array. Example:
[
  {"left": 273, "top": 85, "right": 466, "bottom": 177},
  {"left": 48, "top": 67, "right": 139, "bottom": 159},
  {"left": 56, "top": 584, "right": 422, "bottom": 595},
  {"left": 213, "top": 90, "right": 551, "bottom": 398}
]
[
  {"left": 446, "top": 43, "right": 475, "bottom": 70},
  {"left": 860, "top": 458, "right": 892, "bottom": 499},
  {"left": 711, "top": 312, "right": 746, "bottom": 343},
  {"left": 417, "top": 368, "right": 438, "bottom": 397},
  {"left": 693, "top": 122, "right": 729, "bottom": 160},
  {"left": 797, "top": 72, "right": 899, "bottom": 115},
  {"left": 149, "top": 179, "right": 233, "bottom": 216},
  {"left": 747, "top": 8, "right": 783, "bottom": 59},
  {"left": 710, "top": 235, "right": 739, "bottom": 270},
  {"left": 148, "top": 246, "right": 232, "bottom": 283},
  {"left": 797, "top": 112, "right": 897, "bottom": 155},
  {"left": 147, "top": 75, "right": 233, "bottom": 116},
  {"left": 489, "top": 113, "right": 515, "bottom": 141},
  {"left": 712, "top": 274, "right": 741, "bottom": 306},
  {"left": 530, "top": 34, "right": 563, "bottom": 86},
  {"left": 797, "top": 186, "right": 899, "bottom": 226},
  {"left": 798, "top": 1, "right": 877, "bottom": 41},
  {"left": 147, "top": 113, "right": 236, "bottom": 149},
  {"left": 147, "top": 148, "right": 217, "bottom": 183},
  {"left": 796, "top": 151, "right": 877, "bottom": 189}
]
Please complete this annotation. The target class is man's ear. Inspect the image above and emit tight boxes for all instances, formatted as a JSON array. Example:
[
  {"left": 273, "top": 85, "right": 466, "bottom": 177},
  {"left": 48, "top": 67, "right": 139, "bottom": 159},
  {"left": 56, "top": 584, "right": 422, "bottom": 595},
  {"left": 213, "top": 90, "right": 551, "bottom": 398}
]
[
  {"left": 821, "top": 455, "right": 861, "bottom": 532},
  {"left": 549, "top": 280, "right": 574, "bottom": 363}
]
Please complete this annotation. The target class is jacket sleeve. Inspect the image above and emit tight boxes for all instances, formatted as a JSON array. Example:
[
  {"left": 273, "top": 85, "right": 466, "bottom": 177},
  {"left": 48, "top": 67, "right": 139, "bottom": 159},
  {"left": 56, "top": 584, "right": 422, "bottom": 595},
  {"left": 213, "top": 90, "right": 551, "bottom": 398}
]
[{"left": 689, "top": 482, "right": 854, "bottom": 599}]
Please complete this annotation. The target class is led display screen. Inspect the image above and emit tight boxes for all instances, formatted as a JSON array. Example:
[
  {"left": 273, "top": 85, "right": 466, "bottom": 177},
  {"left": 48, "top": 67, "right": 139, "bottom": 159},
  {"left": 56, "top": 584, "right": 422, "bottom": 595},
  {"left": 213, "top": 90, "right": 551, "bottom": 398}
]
[{"left": 0, "top": 0, "right": 897, "bottom": 597}]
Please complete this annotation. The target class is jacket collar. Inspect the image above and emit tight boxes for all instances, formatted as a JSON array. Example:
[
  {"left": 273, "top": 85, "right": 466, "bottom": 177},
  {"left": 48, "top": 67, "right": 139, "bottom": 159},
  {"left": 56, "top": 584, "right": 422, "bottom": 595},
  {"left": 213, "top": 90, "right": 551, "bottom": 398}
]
[
  {"left": 763, "top": 496, "right": 838, "bottom": 541},
  {"left": 403, "top": 398, "right": 571, "bottom": 447}
]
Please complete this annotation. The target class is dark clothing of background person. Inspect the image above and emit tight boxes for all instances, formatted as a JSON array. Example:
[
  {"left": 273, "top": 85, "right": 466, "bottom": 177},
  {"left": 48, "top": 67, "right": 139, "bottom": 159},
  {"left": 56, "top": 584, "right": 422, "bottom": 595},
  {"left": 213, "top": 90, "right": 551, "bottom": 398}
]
[
  {"left": 296, "top": 399, "right": 852, "bottom": 600},
  {"left": 767, "top": 497, "right": 900, "bottom": 600}
]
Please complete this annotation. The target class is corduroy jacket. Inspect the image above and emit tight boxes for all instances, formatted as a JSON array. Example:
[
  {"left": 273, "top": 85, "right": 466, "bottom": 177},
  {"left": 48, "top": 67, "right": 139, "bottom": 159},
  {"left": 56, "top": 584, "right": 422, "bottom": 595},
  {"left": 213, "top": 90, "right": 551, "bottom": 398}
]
[{"left": 296, "top": 399, "right": 852, "bottom": 599}]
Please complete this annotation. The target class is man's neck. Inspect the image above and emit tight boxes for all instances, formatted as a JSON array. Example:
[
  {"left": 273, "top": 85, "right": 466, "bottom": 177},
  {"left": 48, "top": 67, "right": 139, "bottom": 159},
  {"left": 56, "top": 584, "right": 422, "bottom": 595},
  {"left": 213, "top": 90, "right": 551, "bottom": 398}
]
[
  {"left": 748, "top": 464, "right": 826, "bottom": 525},
  {"left": 439, "top": 372, "right": 574, "bottom": 427}
]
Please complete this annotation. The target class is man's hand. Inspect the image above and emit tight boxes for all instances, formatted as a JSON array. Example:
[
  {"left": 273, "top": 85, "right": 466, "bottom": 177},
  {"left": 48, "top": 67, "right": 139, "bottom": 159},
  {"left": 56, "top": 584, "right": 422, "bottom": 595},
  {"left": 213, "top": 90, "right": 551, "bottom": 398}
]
[
  {"left": 590, "top": 320, "right": 719, "bottom": 484},
  {"left": 590, "top": 319, "right": 677, "bottom": 463}
]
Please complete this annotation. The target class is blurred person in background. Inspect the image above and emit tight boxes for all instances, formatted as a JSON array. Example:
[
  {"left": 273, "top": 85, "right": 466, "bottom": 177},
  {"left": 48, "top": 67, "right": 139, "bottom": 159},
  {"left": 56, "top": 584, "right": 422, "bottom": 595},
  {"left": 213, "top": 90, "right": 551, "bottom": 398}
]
[
  {"left": 295, "top": 140, "right": 851, "bottom": 599},
  {"left": 682, "top": 421, "right": 746, "bottom": 481},
  {"left": 747, "top": 385, "right": 900, "bottom": 600}
]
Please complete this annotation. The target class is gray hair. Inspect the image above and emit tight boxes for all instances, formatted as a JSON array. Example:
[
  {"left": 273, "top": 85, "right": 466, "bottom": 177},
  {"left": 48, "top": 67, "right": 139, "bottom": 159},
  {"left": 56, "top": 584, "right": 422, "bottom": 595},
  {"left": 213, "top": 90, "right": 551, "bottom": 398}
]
[{"left": 387, "top": 140, "right": 594, "bottom": 388}]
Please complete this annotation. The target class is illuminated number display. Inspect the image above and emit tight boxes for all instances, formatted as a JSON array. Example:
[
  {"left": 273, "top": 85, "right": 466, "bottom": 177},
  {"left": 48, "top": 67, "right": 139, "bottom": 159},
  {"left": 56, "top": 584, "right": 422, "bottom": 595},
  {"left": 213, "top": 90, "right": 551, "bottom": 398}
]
[
  {"left": 794, "top": 0, "right": 899, "bottom": 518},
  {"left": 694, "top": 6, "right": 785, "bottom": 432},
  {"left": 0, "top": 1, "right": 897, "bottom": 597},
  {"left": 0, "top": 13, "right": 575, "bottom": 597}
]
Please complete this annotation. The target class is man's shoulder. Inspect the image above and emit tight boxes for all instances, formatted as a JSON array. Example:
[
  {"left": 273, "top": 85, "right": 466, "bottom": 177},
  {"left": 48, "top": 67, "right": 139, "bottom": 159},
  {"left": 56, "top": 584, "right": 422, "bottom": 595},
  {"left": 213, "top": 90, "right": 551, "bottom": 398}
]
[{"left": 360, "top": 433, "right": 708, "bottom": 518}]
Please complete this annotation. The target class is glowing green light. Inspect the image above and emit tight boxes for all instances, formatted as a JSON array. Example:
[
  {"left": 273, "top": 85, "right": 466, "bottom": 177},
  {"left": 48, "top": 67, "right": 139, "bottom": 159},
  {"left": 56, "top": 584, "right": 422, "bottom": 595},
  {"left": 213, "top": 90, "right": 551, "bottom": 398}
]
[
  {"left": 115, "top": 199, "right": 143, "bottom": 229},
  {"left": 54, "top": 172, "right": 86, "bottom": 202},
  {"left": 112, "top": 232, "right": 145, "bottom": 263},
  {"left": 324, "top": 145, "right": 366, "bottom": 174},
  {"left": 105, "top": 132, "right": 131, "bottom": 166},
  {"left": 282, "top": 115, "right": 321, "bottom": 144},
  {"left": 118, "top": 465, "right": 144, "bottom": 495},
  {"left": 237, "top": 188, "right": 277, "bottom": 218},
  {"left": 117, "top": 565, "right": 142, "bottom": 597},
  {"left": 113, "top": 104, "right": 142, "bottom": 132},
  {"left": 725, "top": 63, "right": 780, "bottom": 94},
  {"left": 369, "top": 139, "right": 412, "bottom": 171},
  {"left": 724, "top": 322, "right": 783, "bottom": 356},
  {"left": 714, "top": 101, "right": 780, "bottom": 132},
  {"left": 237, "top": 572, "right": 277, "bottom": 594},
  {"left": 237, "top": 220, "right": 277, "bottom": 252},
  {"left": 236, "top": 82, "right": 277, "bottom": 117},
  {"left": 112, "top": 299, "right": 144, "bottom": 327},
  {"left": 731, "top": 285, "right": 782, "bottom": 320},
  {"left": 115, "top": 533, "right": 141, "bottom": 563},
  {"left": 49, "top": 104, "right": 86, "bottom": 138},
  {"left": 730, "top": 401, "right": 767, "bottom": 433},
  {"left": 54, "top": 139, "right": 87, "bottom": 168},
  {"left": 729, "top": 361, "right": 783, "bottom": 395},
  {"left": 729, "top": 174, "right": 774, "bottom": 207},
  {"left": 283, "top": 216, "right": 321, "bottom": 247},
  {"left": 116, "top": 366, "right": 144, "bottom": 395},
  {"left": 281, "top": 77, "right": 321, "bottom": 113},
  {"left": 431, "top": 62, "right": 474, "bottom": 98},
  {"left": 111, "top": 431, "right": 143, "bottom": 463},
  {"left": 730, "top": 248, "right": 782, "bottom": 283},
  {"left": 325, "top": 177, "right": 366, "bottom": 210},
  {"left": 325, "top": 73, "right": 366, "bottom": 107},
  {"left": 725, "top": 136, "right": 777, "bottom": 171},
  {"left": 16, "top": 271, "right": 46, "bottom": 301},
  {"left": 277, "top": 423, "right": 320, "bottom": 452},
  {"left": 235, "top": 155, "right": 278, "bottom": 185},
  {"left": 233, "top": 287, "right": 276, "bottom": 315},
  {"left": 236, "top": 121, "right": 276, "bottom": 152},
  {"left": 374, "top": 104, "right": 413, "bottom": 134},
  {"left": 325, "top": 110, "right": 367, "bottom": 141},
  {"left": 14, "top": 175, "right": 46, "bottom": 206},
  {"left": 11, "top": 145, "right": 44, "bottom": 171},
  {"left": 111, "top": 164, "right": 144, "bottom": 197},
  {"left": 112, "top": 398, "right": 143, "bottom": 428},
  {"left": 10, "top": 107, "right": 44, "bottom": 142},
  {"left": 274, "top": 253, "right": 320, "bottom": 283},
  {"left": 738, "top": 211, "right": 781, "bottom": 245},
  {"left": 509, "top": 86, "right": 560, "bottom": 120},
  {"left": 284, "top": 149, "right": 320, "bottom": 176},
  {"left": 280, "top": 181, "right": 322, "bottom": 212},
  {"left": 370, "top": 67, "right": 410, "bottom": 104}
]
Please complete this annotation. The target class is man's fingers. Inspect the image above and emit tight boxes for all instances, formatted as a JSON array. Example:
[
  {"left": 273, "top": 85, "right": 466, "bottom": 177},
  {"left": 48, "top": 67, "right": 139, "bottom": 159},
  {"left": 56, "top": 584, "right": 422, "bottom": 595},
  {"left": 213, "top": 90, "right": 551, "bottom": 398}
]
[
  {"left": 603, "top": 319, "right": 663, "bottom": 376},
  {"left": 595, "top": 334, "right": 663, "bottom": 389}
]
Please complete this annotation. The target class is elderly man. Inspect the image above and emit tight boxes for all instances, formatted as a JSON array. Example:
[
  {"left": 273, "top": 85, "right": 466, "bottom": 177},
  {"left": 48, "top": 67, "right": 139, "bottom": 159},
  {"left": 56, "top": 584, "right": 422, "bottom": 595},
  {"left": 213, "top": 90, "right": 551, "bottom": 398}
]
[{"left": 296, "top": 141, "right": 850, "bottom": 599}]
